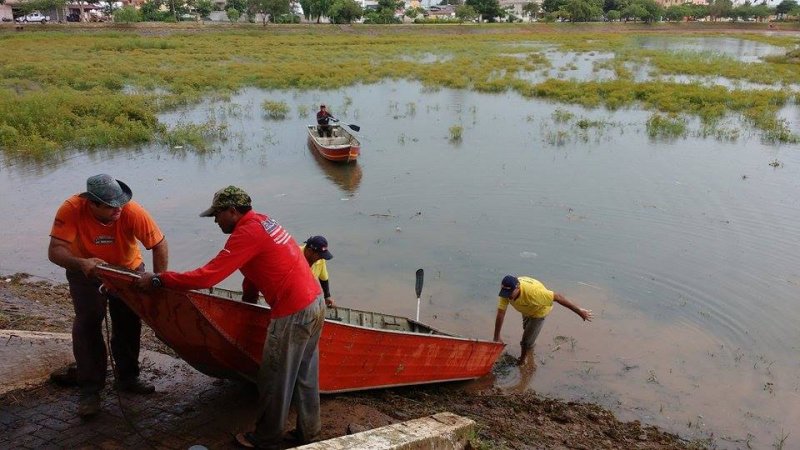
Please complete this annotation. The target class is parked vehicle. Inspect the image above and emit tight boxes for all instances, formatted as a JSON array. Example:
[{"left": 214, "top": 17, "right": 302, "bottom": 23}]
[
  {"left": 15, "top": 11, "right": 50, "bottom": 23},
  {"left": 88, "top": 11, "right": 109, "bottom": 22},
  {"left": 66, "top": 12, "right": 81, "bottom": 22}
]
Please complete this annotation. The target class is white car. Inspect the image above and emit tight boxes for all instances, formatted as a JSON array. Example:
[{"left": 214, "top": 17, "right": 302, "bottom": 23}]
[{"left": 16, "top": 11, "right": 50, "bottom": 23}]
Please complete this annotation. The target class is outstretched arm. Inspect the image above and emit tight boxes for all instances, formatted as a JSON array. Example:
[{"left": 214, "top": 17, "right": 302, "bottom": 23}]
[
  {"left": 493, "top": 308, "right": 507, "bottom": 342},
  {"left": 553, "top": 292, "right": 593, "bottom": 321}
]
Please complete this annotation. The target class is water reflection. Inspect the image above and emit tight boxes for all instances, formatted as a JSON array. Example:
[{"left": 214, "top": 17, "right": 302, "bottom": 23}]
[{"left": 307, "top": 141, "right": 363, "bottom": 194}]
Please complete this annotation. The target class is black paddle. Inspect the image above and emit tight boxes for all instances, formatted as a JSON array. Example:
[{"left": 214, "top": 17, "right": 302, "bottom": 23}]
[
  {"left": 330, "top": 116, "right": 361, "bottom": 132},
  {"left": 415, "top": 269, "right": 424, "bottom": 321}
]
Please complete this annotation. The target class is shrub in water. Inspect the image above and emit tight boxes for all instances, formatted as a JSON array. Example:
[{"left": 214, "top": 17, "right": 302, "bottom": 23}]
[{"left": 262, "top": 100, "right": 290, "bottom": 120}]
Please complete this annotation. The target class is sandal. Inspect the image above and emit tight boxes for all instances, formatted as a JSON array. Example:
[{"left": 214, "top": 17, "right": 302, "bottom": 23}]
[{"left": 234, "top": 432, "right": 257, "bottom": 449}]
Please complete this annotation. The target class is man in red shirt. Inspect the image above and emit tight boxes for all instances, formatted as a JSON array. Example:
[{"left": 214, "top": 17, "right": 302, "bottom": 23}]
[
  {"left": 48, "top": 174, "right": 168, "bottom": 417},
  {"left": 137, "top": 186, "right": 324, "bottom": 449}
]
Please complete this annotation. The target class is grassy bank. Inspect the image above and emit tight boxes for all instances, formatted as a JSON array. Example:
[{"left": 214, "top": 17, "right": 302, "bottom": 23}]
[{"left": 1, "top": 23, "right": 798, "bottom": 159}]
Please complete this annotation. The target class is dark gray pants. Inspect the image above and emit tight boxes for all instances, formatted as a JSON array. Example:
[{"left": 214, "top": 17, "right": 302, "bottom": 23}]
[
  {"left": 317, "top": 124, "right": 332, "bottom": 137},
  {"left": 521, "top": 315, "right": 546, "bottom": 350},
  {"left": 66, "top": 267, "right": 143, "bottom": 393},
  {"left": 253, "top": 296, "right": 324, "bottom": 449}
]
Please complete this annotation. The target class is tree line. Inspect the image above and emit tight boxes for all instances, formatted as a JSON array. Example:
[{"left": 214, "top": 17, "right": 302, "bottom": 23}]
[{"left": 11, "top": 0, "right": 800, "bottom": 24}]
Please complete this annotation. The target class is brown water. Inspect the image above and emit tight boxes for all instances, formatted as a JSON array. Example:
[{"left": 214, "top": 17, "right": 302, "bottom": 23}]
[{"left": 2, "top": 80, "right": 799, "bottom": 448}]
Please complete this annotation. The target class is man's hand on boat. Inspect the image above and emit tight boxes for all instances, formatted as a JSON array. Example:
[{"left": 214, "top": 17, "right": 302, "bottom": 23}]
[
  {"left": 325, "top": 297, "right": 336, "bottom": 308},
  {"left": 79, "top": 257, "right": 106, "bottom": 278},
  {"left": 135, "top": 272, "right": 159, "bottom": 291}
]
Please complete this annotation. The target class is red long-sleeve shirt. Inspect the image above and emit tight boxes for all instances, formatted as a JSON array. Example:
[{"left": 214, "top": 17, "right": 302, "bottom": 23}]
[{"left": 160, "top": 211, "right": 320, "bottom": 318}]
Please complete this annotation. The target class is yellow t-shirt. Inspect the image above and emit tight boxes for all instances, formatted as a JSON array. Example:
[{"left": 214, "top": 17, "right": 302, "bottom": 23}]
[
  {"left": 497, "top": 276, "right": 554, "bottom": 319},
  {"left": 300, "top": 244, "right": 329, "bottom": 281}
]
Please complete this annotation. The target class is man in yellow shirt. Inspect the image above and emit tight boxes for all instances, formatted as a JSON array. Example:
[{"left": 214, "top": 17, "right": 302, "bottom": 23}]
[
  {"left": 301, "top": 235, "right": 335, "bottom": 307},
  {"left": 493, "top": 275, "right": 593, "bottom": 366}
]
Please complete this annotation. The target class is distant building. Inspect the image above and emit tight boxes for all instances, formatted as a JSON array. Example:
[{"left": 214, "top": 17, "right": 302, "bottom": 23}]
[
  {"left": 655, "top": 0, "right": 707, "bottom": 7},
  {"left": 500, "top": 0, "right": 531, "bottom": 20},
  {"left": 426, "top": 4, "right": 455, "bottom": 18}
]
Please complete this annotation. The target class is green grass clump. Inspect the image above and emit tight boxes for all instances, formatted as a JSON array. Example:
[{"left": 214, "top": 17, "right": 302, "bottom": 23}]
[
  {"left": 552, "top": 108, "right": 575, "bottom": 123},
  {"left": 161, "top": 119, "right": 229, "bottom": 153},
  {"left": 646, "top": 113, "right": 687, "bottom": 140},
  {"left": 449, "top": 125, "right": 463, "bottom": 142},
  {"left": 262, "top": 100, "right": 290, "bottom": 120}
]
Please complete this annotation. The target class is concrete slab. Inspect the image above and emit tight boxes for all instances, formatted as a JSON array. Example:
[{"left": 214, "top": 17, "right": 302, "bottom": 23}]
[
  {"left": 0, "top": 330, "right": 73, "bottom": 395},
  {"left": 298, "top": 412, "right": 475, "bottom": 450}
]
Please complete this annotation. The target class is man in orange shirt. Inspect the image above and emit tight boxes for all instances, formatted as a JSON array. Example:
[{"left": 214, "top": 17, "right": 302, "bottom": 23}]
[{"left": 48, "top": 174, "right": 168, "bottom": 418}]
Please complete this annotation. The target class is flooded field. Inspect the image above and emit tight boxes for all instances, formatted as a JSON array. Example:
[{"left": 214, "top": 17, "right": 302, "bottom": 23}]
[{"left": 1, "top": 31, "right": 799, "bottom": 449}]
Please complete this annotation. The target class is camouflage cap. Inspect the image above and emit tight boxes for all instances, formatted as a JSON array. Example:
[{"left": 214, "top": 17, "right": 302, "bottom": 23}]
[
  {"left": 79, "top": 174, "right": 132, "bottom": 208},
  {"left": 199, "top": 186, "right": 252, "bottom": 217}
]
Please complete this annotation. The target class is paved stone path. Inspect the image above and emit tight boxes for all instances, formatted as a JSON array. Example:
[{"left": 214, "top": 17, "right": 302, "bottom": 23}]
[
  {"left": 1, "top": 349, "right": 258, "bottom": 449},
  {"left": 0, "top": 331, "right": 259, "bottom": 448},
  {"left": 0, "top": 330, "right": 398, "bottom": 449}
]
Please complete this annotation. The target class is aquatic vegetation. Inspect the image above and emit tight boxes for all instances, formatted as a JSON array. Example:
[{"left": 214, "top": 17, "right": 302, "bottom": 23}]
[
  {"left": 262, "top": 100, "right": 290, "bottom": 120},
  {"left": 545, "top": 130, "right": 570, "bottom": 146},
  {"left": 449, "top": 125, "right": 463, "bottom": 143},
  {"left": 695, "top": 122, "right": 740, "bottom": 142},
  {"left": 552, "top": 108, "right": 575, "bottom": 123},
  {"left": 576, "top": 118, "right": 606, "bottom": 129},
  {"left": 161, "top": 119, "right": 229, "bottom": 153},
  {"left": 646, "top": 113, "right": 687, "bottom": 140},
  {"left": 0, "top": 26, "right": 798, "bottom": 156}
]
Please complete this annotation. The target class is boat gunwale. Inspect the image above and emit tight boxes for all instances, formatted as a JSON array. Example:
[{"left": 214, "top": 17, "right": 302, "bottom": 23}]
[
  {"left": 306, "top": 125, "right": 359, "bottom": 148},
  {"left": 97, "top": 265, "right": 502, "bottom": 346}
]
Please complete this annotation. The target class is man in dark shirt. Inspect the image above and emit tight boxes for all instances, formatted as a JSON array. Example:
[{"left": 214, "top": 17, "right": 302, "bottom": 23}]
[{"left": 316, "top": 104, "right": 334, "bottom": 138}]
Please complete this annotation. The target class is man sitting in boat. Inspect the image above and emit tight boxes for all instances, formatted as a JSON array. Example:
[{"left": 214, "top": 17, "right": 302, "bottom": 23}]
[
  {"left": 316, "top": 104, "right": 335, "bottom": 138},
  {"left": 493, "top": 275, "right": 593, "bottom": 366},
  {"left": 301, "top": 235, "right": 335, "bottom": 308}
]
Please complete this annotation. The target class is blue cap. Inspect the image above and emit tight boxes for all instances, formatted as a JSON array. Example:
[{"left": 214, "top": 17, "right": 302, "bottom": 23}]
[
  {"left": 305, "top": 236, "right": 332, "bottom": 260},
  {"left": 499, "top": 275, "right": 519, "bottom": 298}
]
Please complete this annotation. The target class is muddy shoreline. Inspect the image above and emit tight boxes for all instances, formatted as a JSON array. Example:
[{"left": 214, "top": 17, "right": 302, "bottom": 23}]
[{"left": 0, "top": 274, "right": 703, "bottom": 448}]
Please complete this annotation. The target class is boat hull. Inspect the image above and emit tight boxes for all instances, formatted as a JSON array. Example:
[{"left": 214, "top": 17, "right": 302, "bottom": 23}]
[
  {"left": 97, "top": 267, "right": 504, "bottom": 393},
  {"left": 307, "top": 125, "right": 360, "bottom": 163}
]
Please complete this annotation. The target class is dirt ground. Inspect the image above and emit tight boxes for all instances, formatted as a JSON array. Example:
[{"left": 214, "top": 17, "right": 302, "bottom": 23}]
[{"left": 0, "top": 274, "right": 703, "bottom": 449}]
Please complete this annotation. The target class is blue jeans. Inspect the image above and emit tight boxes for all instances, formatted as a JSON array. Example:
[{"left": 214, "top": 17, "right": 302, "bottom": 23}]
[{"left": 253, "top": 296, "right": 324, "bottom": 449}]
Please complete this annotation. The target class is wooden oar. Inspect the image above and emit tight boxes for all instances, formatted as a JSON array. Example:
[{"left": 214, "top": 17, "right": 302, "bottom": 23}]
[{"left": 415, "top": 269, "right": 424, "bottom": 321}]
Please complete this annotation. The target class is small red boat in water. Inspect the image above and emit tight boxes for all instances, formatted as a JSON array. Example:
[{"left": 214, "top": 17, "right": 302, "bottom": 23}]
[
  {"left": 307, "top": 125, "right": 360, "bottom": 163},
  {"left": 97, "top": 266, "right": 504, "bottom": 393}
]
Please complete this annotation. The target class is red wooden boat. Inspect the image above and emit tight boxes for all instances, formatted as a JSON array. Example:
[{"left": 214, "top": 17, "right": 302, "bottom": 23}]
[
  {"left": 307, "top": 125, "right": 360, "bottom": 163},
  {"left": 96, "top": 266, "right": 504, "bottom": 393}
]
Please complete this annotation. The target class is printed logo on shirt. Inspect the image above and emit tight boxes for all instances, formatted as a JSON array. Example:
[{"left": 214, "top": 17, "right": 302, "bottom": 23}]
[
  {"left": 261, "top": 218, "right": 291, "bottom": 245},
  {"left": 94, "top": 235, "right": 115, "bottom": 245}
]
